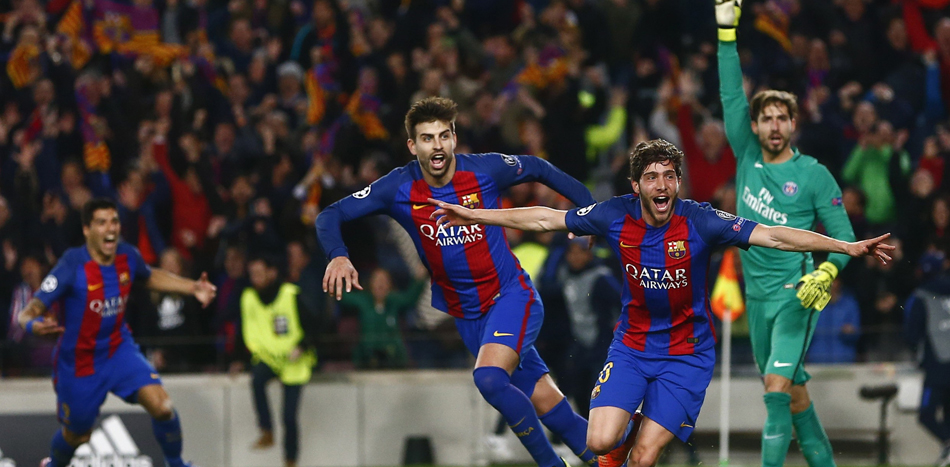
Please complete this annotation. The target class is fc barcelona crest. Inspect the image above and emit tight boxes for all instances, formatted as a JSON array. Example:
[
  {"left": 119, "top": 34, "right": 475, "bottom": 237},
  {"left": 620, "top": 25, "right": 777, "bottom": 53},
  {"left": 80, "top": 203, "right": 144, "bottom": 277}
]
[
  {"left": 667, "top": 240, "right": 688, "bottom": 259},
  {"left": 461, "top": 193, "right": 481, "bottom": 209},
  {"left": 119, "top": 271, "right": 130, "bottom": 286}
]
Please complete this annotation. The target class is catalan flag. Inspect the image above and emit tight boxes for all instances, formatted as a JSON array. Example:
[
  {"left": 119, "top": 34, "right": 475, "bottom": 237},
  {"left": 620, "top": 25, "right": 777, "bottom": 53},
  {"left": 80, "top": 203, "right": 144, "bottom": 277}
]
[
  {"left": 76, "top": 83, "right": 111, "bottom": 172},
  {"left": 345, "top": 91, "right": 388, "bottom": 140},
  {"left": 710, "top": 248, "right": 745, "bottom": 322},
  {"left": 6, "top": 43, "right": 41, "bottom": 89}
]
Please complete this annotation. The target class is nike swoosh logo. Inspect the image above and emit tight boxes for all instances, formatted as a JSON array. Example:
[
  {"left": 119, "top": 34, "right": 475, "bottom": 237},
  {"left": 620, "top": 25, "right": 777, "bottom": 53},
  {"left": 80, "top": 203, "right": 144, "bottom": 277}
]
[
  {"left": 773, "top": 361, "right": 793, "bottom": 368},
  {"left": 412, "top": 204, "right": 429, "bottom": 210},
  {"left": 763, "top": 434, "right": 784, "bottom": 440},
  {"left": 88, "top": 283, "right": 103, "bottom": 291},
  {"left": 620, "top": 242, "right": 638, "bottom": 248},
  {"left": 754, "top": 162, "right": 764, "bottom": 168},
  {"left": 680, "top": 422, "right": 693, "bottom": 428},
  {"left": 493, "top": 331, "right": 514, "bottom": 337}
]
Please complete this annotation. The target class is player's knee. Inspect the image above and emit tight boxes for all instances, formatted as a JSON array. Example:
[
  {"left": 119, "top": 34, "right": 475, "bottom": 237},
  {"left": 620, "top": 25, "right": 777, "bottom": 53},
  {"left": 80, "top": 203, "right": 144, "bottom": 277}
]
[
  {"left": 789, "top": 397, "right": 811, "bottom": 414},
  {"left": 627, "top": 443, "right": 659, "bottom": 467},
  {"left": 586, "top": 426, "right": 620, "bottom": 455},
  {"left": 149, "top": 397, "right": 175, "bottom": 421},
  {"left": 63, "top": 429, "right": 91, "bottom": 447},
  {"left": 473, "top": 367, "right": 510, "bottom": 401}
]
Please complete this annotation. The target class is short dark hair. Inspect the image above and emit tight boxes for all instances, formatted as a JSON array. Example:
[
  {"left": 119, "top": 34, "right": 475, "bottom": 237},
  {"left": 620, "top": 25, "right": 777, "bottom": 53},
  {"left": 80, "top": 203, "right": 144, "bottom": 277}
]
[
  {"left": 404, "top": 97, "right": 458, "bottom": 139},
  {"left": 81, "top": 197, "right": 118, "bottom": 226},
  {"left": 629, "top": 139, "right": 684, "bottom": 181},
  {"left": 750, "top": 90, "right": 799, "bottom": 121}
]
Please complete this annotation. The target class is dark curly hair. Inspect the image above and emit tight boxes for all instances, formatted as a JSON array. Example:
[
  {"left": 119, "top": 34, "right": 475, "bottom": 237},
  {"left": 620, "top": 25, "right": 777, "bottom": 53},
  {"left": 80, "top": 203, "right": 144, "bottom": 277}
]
[
  {"left": 404, "top": 97, "right": 458, "bottom": 139},
  {"left": 628, "top": 139, "right": 684, "bottom": 181}
]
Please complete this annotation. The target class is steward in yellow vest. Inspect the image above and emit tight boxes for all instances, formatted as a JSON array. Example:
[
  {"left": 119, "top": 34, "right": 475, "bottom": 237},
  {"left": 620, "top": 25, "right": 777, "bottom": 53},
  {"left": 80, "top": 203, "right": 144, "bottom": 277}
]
[{"left": 242, "top": 256, "right": 318, "bottom": 467}]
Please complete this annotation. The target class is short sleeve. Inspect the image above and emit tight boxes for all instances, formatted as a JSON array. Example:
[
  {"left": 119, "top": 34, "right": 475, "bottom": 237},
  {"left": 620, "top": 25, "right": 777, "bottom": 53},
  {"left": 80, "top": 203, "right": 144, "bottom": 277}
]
[
  {"left": 127, "top": 244, "right": 153, "bottom": 281},
  {"left": 689, "top": 202, "right": 758, "bottom": 249},
  {"left": 565, "top": 202, "right": 609, "bottom": 237},
  {"left": 34, "top": 255, "right": 76, "bottom": 308}
]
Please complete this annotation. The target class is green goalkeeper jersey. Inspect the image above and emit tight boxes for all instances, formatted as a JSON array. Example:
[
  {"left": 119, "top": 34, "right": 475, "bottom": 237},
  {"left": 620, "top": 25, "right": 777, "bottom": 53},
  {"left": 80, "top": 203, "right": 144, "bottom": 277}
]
[{"left": 718, "top": 41, "right": 856, "bottom": 299}]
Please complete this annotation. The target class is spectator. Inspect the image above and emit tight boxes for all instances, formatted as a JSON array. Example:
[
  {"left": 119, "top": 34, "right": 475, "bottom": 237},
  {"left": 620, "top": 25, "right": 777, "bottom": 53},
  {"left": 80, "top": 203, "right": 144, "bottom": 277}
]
[
  {"left": 806, "top": 279, "right": 860, "bottom": 364},
  {"left": 904, "top": 258, "right": 950, "bottom": 467},
  {"left": 241, "top": 255, "right": 318, "bottom": 467},
  {"left": 339, "top": 266, "right": 426, "bottom": 369}
]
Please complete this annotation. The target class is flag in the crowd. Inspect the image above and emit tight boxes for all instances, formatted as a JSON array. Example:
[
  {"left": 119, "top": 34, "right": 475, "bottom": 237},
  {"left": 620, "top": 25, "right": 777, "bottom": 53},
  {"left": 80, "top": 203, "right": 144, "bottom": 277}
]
[
  {"left": 76, "top": 83, "right": 111, "bottom": 172},
  {"left": 346, "top": 91, "right": 388, "bottom": 140},
  {"left": 55, "top": 0, "right": 93, "bottom": 69},
  {"left": 6, "top": 43, "right": 41, "bottom": 88},
  {"left": 305, "top": 63, "right": 338, "bottom": 126},
  {"left": 754, "top": 1, "right": 792, "bottom": 53},
  {"left": 711, "top": 248, "right": 745, "bottom": 321}
]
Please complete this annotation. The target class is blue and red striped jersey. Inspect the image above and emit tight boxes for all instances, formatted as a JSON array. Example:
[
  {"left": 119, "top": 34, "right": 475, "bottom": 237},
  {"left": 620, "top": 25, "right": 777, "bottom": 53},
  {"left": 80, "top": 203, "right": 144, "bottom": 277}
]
[
  {"left": 34, "top": 242, "right": 152, "bottom": 376},
  {"left": 565, "top": 196, "right": 757, "bottom": 355},
  {"left": 317, "top": 153, "right": 596, "bottom": 319}
]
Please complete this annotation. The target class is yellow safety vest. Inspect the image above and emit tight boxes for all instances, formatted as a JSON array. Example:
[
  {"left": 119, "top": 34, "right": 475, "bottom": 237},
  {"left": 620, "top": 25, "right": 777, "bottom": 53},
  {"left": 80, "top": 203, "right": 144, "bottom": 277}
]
[{"left": 241, "top": 283, "right": 316, "bottom": 384}]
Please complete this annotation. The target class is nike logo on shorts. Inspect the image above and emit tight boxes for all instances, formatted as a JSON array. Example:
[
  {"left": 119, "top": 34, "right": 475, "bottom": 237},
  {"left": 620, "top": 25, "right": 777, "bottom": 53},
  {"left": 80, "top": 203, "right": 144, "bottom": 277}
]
[
  {"left": 493, "top": 331, "right": 514, "bottom": 337},
  {"left": 773, "top": 361, "right": 793, "bottom": 368}
]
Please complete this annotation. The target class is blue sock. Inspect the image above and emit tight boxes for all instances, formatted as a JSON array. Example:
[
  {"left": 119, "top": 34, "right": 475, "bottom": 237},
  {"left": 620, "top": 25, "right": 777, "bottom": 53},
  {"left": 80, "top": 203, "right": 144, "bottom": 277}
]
[
  {"left": 49, "top": 429, "right": 77, "bottom": 467},
  {"left": 152, "top": 410, "right": 185, "bottom": 467},
  {"left": 540, "top": 398, "right": 597, "bottom": 466},
  {"left": 474, "top": 367, "right": 561, "bottom": 467},
  {"left": 613, "top": 418, "right": 635, "bottom": 450}
]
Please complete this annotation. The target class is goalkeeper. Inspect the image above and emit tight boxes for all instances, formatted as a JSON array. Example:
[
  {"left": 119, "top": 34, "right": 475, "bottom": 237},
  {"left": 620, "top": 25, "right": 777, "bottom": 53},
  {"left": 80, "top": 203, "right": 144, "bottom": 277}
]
[{"left": 715, "top": 1, "right": 856, "bottom": 466}]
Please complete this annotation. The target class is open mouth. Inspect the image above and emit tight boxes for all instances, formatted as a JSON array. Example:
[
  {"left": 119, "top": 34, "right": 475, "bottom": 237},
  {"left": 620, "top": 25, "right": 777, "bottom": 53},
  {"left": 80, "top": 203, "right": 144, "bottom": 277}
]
[
  {"left": 430, "top": 153, "right": 446, "bottom": 170},
  {"left": 103, "top": 235, "right": 117, "bottom": 248},
  {"left": 654, "top": 196, "right": 671, "bottom": 212},
  {"left": 769, "top": 134, "right": 784, "bottom": 146}
]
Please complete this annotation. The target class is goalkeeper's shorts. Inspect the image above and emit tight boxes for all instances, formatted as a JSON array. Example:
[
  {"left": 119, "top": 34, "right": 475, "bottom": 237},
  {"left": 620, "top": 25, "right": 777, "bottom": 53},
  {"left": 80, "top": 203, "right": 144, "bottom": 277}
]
[{"left": 747, "top": 288, "right": 818, "bottom": 385}]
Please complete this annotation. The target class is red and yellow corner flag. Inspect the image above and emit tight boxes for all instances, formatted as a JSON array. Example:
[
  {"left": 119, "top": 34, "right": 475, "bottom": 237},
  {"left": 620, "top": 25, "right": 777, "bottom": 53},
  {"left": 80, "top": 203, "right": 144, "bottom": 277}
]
[{"left": 711, "top": 247, "right": 745, "bottom": 322}]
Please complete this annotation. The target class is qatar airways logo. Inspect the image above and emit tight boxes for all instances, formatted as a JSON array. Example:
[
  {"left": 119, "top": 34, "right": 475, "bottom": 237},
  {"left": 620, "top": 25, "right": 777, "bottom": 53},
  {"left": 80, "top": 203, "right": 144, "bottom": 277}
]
[
  {"left": 625, "top": 264, "right": 688, "bottom": 290},
  {"left": 419, "top": 223, "right": 485, "bottom": 247},
  {"left": 89, "top": 296, "right": 127, "bottom": 317}
]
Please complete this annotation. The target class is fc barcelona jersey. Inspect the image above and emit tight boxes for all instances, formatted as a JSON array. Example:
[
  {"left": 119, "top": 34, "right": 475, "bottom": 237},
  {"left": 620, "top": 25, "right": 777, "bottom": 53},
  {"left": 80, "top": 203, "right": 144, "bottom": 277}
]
[
  {"left": 316, "top": 153, "right": 595, "bottom": 319},
  {"left": 565, "top": 196, "right": 757, "bottom": 355},
  {"left": 34, "top": 243, "right": 152, "bottom": 376}
]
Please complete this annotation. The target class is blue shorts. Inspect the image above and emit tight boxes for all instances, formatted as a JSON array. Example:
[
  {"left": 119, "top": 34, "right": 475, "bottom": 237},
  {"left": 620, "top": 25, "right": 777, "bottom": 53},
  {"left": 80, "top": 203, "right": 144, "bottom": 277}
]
[
  {"left": 589, "top": 343, "right": 715, "bottom": 442},
  {"left": 55, "top": 344, "right": 161, "bottom": 433},
  {"left": 455, "top": 279, "right": 548, "bottom": 397}
]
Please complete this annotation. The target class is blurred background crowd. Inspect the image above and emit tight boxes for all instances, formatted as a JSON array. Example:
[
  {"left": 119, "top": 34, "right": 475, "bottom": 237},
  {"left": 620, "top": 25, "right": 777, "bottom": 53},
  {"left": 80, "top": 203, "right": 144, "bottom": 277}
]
[{"left": 2, "top": 0, "right": 950, "bottom": 402}]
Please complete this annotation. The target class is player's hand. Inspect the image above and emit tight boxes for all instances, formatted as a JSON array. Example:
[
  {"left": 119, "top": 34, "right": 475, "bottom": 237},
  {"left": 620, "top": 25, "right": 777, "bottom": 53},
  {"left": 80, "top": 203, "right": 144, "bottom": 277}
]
[
  {"left": 567, "top": 232, "right": 596, "bottom": 250},
  {"left": 795, "top": 261, "right": 837, "bottom": 311},
  {"left": 844, "top": 232, "right": 895, "bottom": 265},
  {"left": 193, "top": 272, "right": 217, "bottom": 308},
  {"left": 715, "top": 0, "right": 742, "bottom": 42},
  {"left": 28, "top": 316, "right": 65, "bottom": 338},
  {"left": 428, "top": 198, "right": 479, "bottom": 228},
  {"left": 323, "top": 256, "right": 362, "bottom": 300}
]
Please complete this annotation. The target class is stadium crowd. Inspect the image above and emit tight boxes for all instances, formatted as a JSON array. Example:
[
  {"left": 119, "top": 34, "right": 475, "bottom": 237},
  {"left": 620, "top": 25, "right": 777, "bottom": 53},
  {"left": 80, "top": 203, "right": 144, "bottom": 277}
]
[{"left": 2, "top": 0, "right": 950, "bottom": 379}]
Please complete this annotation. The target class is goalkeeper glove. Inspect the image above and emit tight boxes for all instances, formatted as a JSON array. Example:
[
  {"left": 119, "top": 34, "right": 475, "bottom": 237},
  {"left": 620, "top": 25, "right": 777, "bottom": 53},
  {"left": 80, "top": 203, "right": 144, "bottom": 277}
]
[
  {"left": 796, "top": 261, "right": 838, "bottom": 311},
  {"left": 715, "top": 0, "right": 743, "bottom": 42}
]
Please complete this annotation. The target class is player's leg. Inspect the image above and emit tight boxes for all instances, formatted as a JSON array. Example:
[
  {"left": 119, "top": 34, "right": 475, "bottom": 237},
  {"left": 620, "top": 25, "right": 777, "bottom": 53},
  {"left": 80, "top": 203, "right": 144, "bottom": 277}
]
[
  {"left": 529, "top": 370, "right": 597, "bottom": 466},
  {"left": 761, "top": 293, "right": 823, "bottom": 467},
  {"left": 281, "top": 382, "right": 303, "bottom": 467},
  {"left": 137, "top": 384, "right": 190, "bottom": 467},
  {"left": 474, "top": 343, "right": 562, "bottom": 467},
  {"left": 635, "top": 347, "right": 715, "bottom": 467},
  {"left": 458, "top": 285, "right": 563, "bottom": 467},
  {"left": 252, "top": 362, "right": 277, "bottom": 448},
  {"left": 48, "top": 367, "right": 108, "bottom": 467},
  {"left": 790, "top": 384, "right": 835, "bottom": 467},
  {"left": 748, "top": 296, "right": 792, "bottom": 467},
  {"left": 111, "top": 347, "right": 191, "bottom": 467},
  {"left": 587, "top": 345, "right": 652, "bottom": 467},
  {"left": 625, "top": 416, "right": 676, "bottom": 467}
]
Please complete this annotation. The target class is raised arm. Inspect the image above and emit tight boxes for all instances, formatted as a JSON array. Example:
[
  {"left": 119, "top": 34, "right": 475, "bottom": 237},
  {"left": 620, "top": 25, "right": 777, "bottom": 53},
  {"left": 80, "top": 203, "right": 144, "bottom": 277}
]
[
  {"left": 490, "top": 154, "right": 596, "bottom": 207},
  {"left": 716, "top": 0, "right": 758, "bottom": 162},
  {"left": 748, "top": 224, "right": 893, "bottom": 263},
  {"left": 430, "top": 198, "right": 568, "bottom": 232},
  {"left": 147, "top": 269, "right": 217, "bottom": 308}
]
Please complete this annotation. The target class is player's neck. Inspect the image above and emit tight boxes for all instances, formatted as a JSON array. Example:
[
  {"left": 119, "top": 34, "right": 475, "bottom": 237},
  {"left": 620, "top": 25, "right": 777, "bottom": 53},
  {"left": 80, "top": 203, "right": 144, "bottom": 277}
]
[
  {"left": 421, "top": 160, "right": 456, "bottom": 188},
  {"left": 86, "top": 244, "right": 115, "bottom": 265},
  {"left": 761, "top": 147, "right": 794, "bottom": 164}
]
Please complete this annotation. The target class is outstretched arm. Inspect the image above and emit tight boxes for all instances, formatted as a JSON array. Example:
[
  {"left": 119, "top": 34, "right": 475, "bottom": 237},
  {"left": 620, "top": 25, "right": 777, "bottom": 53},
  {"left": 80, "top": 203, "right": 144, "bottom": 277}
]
[
  {"left": 748, "top": 225, "right": 894, "bottom": 263},
  {"left": 429, "top": 198, "right": 568, "bottom": 232},
  {"left": 147, "top": 269, "right": 217, "bottom": 308}
]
